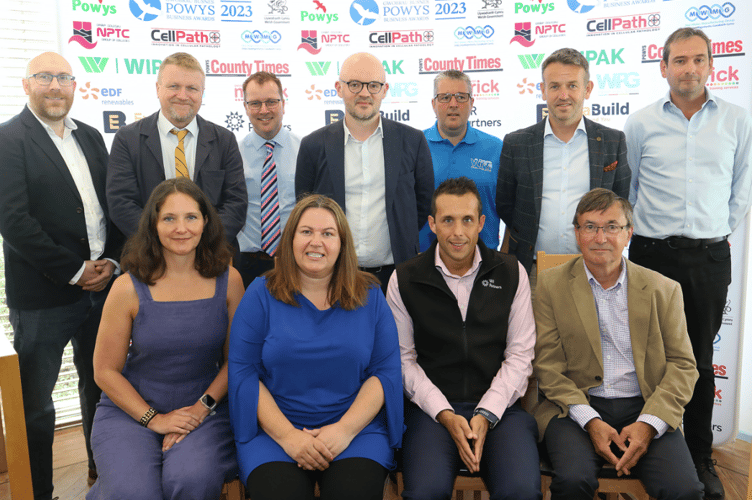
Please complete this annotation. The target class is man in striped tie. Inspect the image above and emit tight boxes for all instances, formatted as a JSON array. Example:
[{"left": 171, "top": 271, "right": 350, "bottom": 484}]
[
  {"left": 235, "top": 71, "right": 300, "bottom": 288},
  {"left": 106, "top": 52, "right": 247, "bottom": 244}
]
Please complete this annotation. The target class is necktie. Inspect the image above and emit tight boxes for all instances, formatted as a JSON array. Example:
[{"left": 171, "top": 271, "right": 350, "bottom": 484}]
[
  {"left": 261, "top": 142, "right": 281, "bottom": 256},
  {"left": 170, "top": 129, "right": 189, "bottom": 178}
]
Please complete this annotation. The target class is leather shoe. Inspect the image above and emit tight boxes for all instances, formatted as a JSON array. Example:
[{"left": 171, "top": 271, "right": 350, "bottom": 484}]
[
  {"left": 695, "top": 456, "right": 724, "bottom": 500},
  {"left": 87, "top": 468, "right": 98, "bottom": 487}
]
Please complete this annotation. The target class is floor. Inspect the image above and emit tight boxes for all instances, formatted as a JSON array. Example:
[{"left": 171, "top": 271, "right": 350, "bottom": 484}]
[{"left": 0, "top": 426, "right": 749, "bottom": 500}]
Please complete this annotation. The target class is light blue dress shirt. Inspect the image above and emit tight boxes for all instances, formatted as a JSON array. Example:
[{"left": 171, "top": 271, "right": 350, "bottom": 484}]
[
  {"left": 625, "top": 90, "right": 752, "bottom": 239},
  {"left": 421, "top": 122, "right": 503, "bottom": 250},
  {"left": 536, "top": 117, "right": 590, "bottom": 255},
  {"left": 237, "top": 127, "right": 300, "bottom": 253},
  {"left": 568, "top": 259, "right": 668, "bottom": 438}
]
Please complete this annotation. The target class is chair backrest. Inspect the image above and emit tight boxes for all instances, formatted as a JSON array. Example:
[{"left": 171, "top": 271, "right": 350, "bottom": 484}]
[{"left": 536, "top": 251, "right": 579, "bottom": 275}]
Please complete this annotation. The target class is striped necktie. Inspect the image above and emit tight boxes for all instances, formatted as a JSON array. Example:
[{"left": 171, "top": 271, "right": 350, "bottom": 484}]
[
  {"left": 170, "top": 129, "right": 189, "bottom": 178},
  {"left": 261, "top": 141, "right": 280, "bottom": 256}
]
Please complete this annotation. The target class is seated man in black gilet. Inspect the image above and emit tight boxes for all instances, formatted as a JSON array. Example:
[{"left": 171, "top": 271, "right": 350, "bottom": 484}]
[{"left": 387, "top": 177, "right": 541, "bottom": 500}]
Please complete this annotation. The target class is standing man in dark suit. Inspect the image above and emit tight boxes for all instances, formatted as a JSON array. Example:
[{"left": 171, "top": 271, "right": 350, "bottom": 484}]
[
  {"left": 106, "top": 52, "right": 247, "bottom": 243},
  {"left": 295, "top": 52, "right": 434, "bottom": 291},
  {"left": 496, "top": 48, "right": 630, "bottom": 287},
  {"left": 0, "top": 52, "right": 123, "bottom": 500}
]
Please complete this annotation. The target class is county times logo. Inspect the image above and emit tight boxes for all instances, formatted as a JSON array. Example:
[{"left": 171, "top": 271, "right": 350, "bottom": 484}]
[{"left": 225, "top": 112, "right": 245, "bottom": 132}]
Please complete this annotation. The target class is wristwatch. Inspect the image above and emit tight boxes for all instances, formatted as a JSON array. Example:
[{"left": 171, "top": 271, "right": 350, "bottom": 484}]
[
  {"left": 200, "top": 394, "right": 217, "bottom": 416},
  {"left": 473, "top": 407, "right": 499, "bottom": 429}
]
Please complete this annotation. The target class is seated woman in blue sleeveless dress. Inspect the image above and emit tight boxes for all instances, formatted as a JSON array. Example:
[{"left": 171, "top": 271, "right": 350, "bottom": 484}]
[
  {"left": 229, "top": 194, "right": 403, "bottom": 500},
  {"left": 87, "top": 178, "right": 245, "bottom": 500}
]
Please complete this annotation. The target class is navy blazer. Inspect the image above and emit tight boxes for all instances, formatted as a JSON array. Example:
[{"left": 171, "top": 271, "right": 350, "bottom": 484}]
[
  {"left": 106, "top": 111, "right": 247, "bottom": 241},
  {"left": 496, "top": 117, "right": 631, "bottom": 272},
  {"left": 295, "top": 118, "right": 434, "bottom": 266},
  {"left": 0, "top": 106, "right": 124, "bottom": 309}
]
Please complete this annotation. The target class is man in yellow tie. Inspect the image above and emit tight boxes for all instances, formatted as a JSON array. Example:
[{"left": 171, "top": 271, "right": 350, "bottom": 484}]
[{"left": 106, "top": 52, "right": 247, "bottom": 243}]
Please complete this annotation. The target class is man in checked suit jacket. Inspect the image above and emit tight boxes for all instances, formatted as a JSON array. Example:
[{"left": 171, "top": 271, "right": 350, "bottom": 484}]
[
  {"left": 296, "top": 52, "right": 434, "bottom": 291},
  {"left": 106, "top": 52, "right": 246, "bottom": 243},
  {"left": 0, "top": 52, "right": 123, "bottom": 500},
  {"left": 496, "top": 48, "right": 630, "bottom": 281},
  {"left": 533, "top": 188, "right": 703, "bottom": 500}
]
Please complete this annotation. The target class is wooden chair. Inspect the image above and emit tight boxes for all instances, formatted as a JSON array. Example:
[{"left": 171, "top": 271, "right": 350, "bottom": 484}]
[
  {"left": 0, "top": 335, "right": 34, "bottom": 500},
  {"left": 536, "top": 252, "right": 655, "bottom": 500}
]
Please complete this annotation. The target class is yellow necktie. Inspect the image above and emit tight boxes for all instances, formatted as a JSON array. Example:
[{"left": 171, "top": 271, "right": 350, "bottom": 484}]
[{"left": 170, "top": 129, "right": 189, "bottom": 178}]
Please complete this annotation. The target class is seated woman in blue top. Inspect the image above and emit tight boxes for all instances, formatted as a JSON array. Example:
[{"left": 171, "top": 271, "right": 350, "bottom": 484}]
[
  {"left": 88, "top": 178, "right": 244, "bottom": 500},
  {"left": 229, "top": 194, "right": 403, "bottom": 500}
]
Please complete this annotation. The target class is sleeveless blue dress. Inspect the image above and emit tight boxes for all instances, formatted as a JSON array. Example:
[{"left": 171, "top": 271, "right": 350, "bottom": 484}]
[{"left": 87, "top": 270, "right": 237, "bottom": 500}]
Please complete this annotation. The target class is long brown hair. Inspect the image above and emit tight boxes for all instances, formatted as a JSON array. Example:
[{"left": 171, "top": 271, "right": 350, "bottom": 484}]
[
  {"left": 120, "top": 178, "right": 232, "bottom": 285},
  {"left": 265, "top": 194, "right": 377, "bottom": 310}
]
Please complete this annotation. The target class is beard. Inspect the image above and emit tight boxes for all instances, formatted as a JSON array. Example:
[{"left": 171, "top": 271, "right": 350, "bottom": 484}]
[{"left": 31, "top": 92, "right": 73, "bottom": 121}]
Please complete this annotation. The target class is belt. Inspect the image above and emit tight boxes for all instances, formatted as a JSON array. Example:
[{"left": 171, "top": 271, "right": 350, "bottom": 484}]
[
  {"left": 633, "top": 234, "right": 727, "bottom": 250},
  {"left": 240, "top": 251, "right": 274, "bottom": 261},
  {"left": 359, "top": 264, "right": 395, "bottom": 274}
]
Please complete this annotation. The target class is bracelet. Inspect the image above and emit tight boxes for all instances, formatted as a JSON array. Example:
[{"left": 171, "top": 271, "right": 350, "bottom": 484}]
[{"left": 140, "top": 407, "right": 158, "bottom": 427}]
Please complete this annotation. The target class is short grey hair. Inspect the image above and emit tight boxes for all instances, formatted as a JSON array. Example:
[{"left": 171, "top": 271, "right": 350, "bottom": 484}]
[{"left": 433, "top": 69, "right": 472, "bottom": 96}]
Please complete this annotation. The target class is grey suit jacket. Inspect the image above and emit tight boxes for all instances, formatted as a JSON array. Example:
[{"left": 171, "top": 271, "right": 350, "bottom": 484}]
[
  {"left": 532, "top": 257, "right": 698, "bottom": 439},
  {"left": 106, "top": 111, "right": 247, "bottom": 242},
  {"left": 496, "top": 118, "right": 631, "bottom": 272},
  {"left": 295, "top": 118, "right": 434, "bottom": 265}
]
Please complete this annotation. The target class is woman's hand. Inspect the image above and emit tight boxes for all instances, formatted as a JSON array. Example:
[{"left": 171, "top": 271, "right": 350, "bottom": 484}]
[
  {"left": 162, "top": 432, "right": 187, "bottom": 452},
  {"left": 279, "top": 428, "right": 334, "bottom": 471},
  {"left": 147, "top": 407, "right": 202, "bottom": 436},
  {"left": 157, "top": 402, "right": 211, "bottom": 451},
  {"left": 303, "top": 423, "right": 355, "bottom": 460}
]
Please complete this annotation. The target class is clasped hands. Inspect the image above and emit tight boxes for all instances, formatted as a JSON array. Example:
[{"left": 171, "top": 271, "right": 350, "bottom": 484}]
[
  {"left": 437, "top": 409, "right": 489, "bottom": 474},
  {"left": 145, "top": 401, "right": 211, "bottom": 452},
  {"left": 77, "top": 259, "right": 116, "bottom": 292},
  {"left": 585, "top": 419, "right": 657, "bottom": 476},
  {"left": 280, "top": 422, "right": 356, "bottom": 471}
]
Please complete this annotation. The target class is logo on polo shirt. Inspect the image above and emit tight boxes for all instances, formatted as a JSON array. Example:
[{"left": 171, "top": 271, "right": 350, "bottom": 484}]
[{"left": 482, "top": 279, "right": 503, "bottom": 289}]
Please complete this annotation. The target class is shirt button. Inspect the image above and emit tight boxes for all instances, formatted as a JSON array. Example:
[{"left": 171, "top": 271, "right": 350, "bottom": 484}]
[{"left": 76, "top": 207, "right": 83, "bottom": 214}]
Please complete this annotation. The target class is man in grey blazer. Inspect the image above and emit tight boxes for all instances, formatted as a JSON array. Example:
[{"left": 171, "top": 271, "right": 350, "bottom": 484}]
[
  {"left": 496, "top": 48, "right": 630, "bottom": 283},
  {"left": 295, "top": 52, "right": 433, "bottom": 291},
  {"left": 534, "top": 188, "right": 703, "bottom": 500},
  {"left": 106, "top": 52, "right": 247, "bottom": 243}
]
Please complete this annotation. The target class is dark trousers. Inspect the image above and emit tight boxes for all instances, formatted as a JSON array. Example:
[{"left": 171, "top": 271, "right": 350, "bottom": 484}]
[
  {"left": 234, "top": 251, "right": 275, "bottom": 289},
  {"left": 11, "top": 288, "right": 108, "bottom": 500},
  {"left": 544, "top": 396, "right": 703, "bottom": 500},
  {"left": 359, "top": 265, "right": 395, "bottom": 295},
  {"left": 247, "top": 458, "right": 388, "bottom": 500},
  {"left": 629, "top": 235, "right": 730, "bottom": 457},
  {"left": 401, "top": 401, "right": 541, "bottom": 500}
]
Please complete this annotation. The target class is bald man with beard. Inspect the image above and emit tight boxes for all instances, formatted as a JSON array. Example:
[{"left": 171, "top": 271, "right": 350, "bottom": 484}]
[{"left": 295, "top": 52, "right": 434, "bottom": 292}]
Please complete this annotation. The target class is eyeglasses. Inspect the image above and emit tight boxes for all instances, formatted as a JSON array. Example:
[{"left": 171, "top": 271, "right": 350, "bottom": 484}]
[
  {"left": 340, "top": 80, "right": 385, "bottom": 94},
  {"left": 576, "top": 223, "right": 630, "bottom": 235},
  {"left": 245, "top": 99, "right": 281, "bottom": 110},
  {"left": 435, "top": 92, "right": 471, "bottom": 104},
  {"left": 28, "top": 73, "right": 76, "bottom": 87}
]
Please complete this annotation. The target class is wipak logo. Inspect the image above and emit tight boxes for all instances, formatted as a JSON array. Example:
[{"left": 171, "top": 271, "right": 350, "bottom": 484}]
[
  {"left": 79, "top": 57, "right": 109, "bottom": 73},
  {"left": 69, "top": 21, "right": 98, "bottom": 49},
  {"left": 518, "top": 53, "right": 545, "bottom": 69},
  {"left": 306, "top": 61, "right": 332, "bottom": 76}
]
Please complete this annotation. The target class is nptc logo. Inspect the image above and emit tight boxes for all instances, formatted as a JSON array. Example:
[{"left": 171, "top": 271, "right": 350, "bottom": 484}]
[
  {"left": 510, "top": 23, "right": 535, "bottom": 47},
  {"left": 69, "top": 21, "right": 98, "bottom": 49},
  {"left": 298, "top": 30, "right": 322, "bottom": 54}
]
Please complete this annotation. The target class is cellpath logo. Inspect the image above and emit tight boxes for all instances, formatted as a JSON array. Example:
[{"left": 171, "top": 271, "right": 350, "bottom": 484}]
[
  {"left": 510, "top": 22, "right": 535, "bottom": 47},
  {"left": 515, "top": 1, "right": 555, "bottom": 14},
  {"left": 586, "top": 13, "right": 660, "bottom": 36},
  {"left": 418, "top": 56, "right": 501, "bottom": 74},
  {"left": 151, "top": 29, "right": 221, "bottom": 48},
  {"left": 369, "top": 30, "right": 434, "bottom": 48},
  {"left": 79, "top": 57, "right": 109, "bottom": 73},
  {"left": 70, "top": 21, "right": 97, "bottom": 49},
  {"left": 641, "top": 40, "right": 744, "bottom": 62},
  {"left": 298, "top": 30, "right": 322, "bottom": 54},
  {"left": 205, "top": 59, "right": 291, "bottom": 77},
  {"left": 301, "top": 0, "right": 339, "bottom": 23},
  {"left": 72, "top": 0, "right": 117, "bottom": 16},
  {"left": 518, "top": 53, "right": 545, "bottom": 70},
  {"left": 351, "top": 0, "right": 379, "bottom": 25}
]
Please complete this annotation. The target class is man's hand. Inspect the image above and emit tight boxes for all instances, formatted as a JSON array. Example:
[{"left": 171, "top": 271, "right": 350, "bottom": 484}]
[
  {"left": 437, "top": 410, "right": 479, "bottom": 473},
  {"left": 615, "top": 422, "right": 656, "bottom": 476},
  {"left": 585, "top": 418, "right": 627, "bottom": 467},
  {"left": 78, "top": 259, "right": 115, "bottom": 291},
  {"left": 469, "top": 414, "right": 489, "bottom": 471}
]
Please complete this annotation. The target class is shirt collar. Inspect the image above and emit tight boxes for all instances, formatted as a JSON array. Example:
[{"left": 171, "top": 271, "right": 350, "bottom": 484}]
[
  {"left": 434, "top": 243, "right": 483, "bottom": 278},
  {"left": 28, "top": 105, "right": 77, "bottom": 135},
  {"left": 583, "top": 256, "right": 627, "bottom": 291},
  {"left": 157, "top": 110, "right": 198, "bottom": 139},
  {"left": 662, "top": 88, "right": 717, "bottom": 112},
  {"left": 343, "top": 117, "right": 383, "bottom": 145},
  {"left": 246, "top": 126, "right": 288, "bottom": 150},
  {"left": 544, "top": 115, "right": 587, "bottom": 141}
]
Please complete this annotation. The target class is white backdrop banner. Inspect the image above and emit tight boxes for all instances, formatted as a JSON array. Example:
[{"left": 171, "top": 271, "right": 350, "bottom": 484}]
[{"left": 58, "top": 0, "right": 750, "bottom": 445}]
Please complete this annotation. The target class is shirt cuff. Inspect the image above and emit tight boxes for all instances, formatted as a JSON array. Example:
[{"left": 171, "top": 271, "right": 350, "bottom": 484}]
[
  {"left": 105, "top": 258, "right": 122, "bottom": 275},
  {"left": 637, "top": 414, "right": 669, "bottom": 439},
  {"left": 568, "top": 404, "right": 601, "bottom": 430},
  {"left": 69, "top": 262, "right": 86, "bottom": 285}
]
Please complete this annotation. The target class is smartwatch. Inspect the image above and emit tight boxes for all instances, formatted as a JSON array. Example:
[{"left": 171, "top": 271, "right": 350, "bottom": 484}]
[
  {"left": 200, "top": 394, "right": 217, "bottom": 416},
  {"left": 473, "top": 407, "right": 499, "bottom": 429}
]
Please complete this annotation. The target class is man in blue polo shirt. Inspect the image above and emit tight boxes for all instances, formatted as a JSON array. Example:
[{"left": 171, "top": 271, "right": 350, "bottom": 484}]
[{"left": 421, "top": 69, "right": 503, "bottom": 251}]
